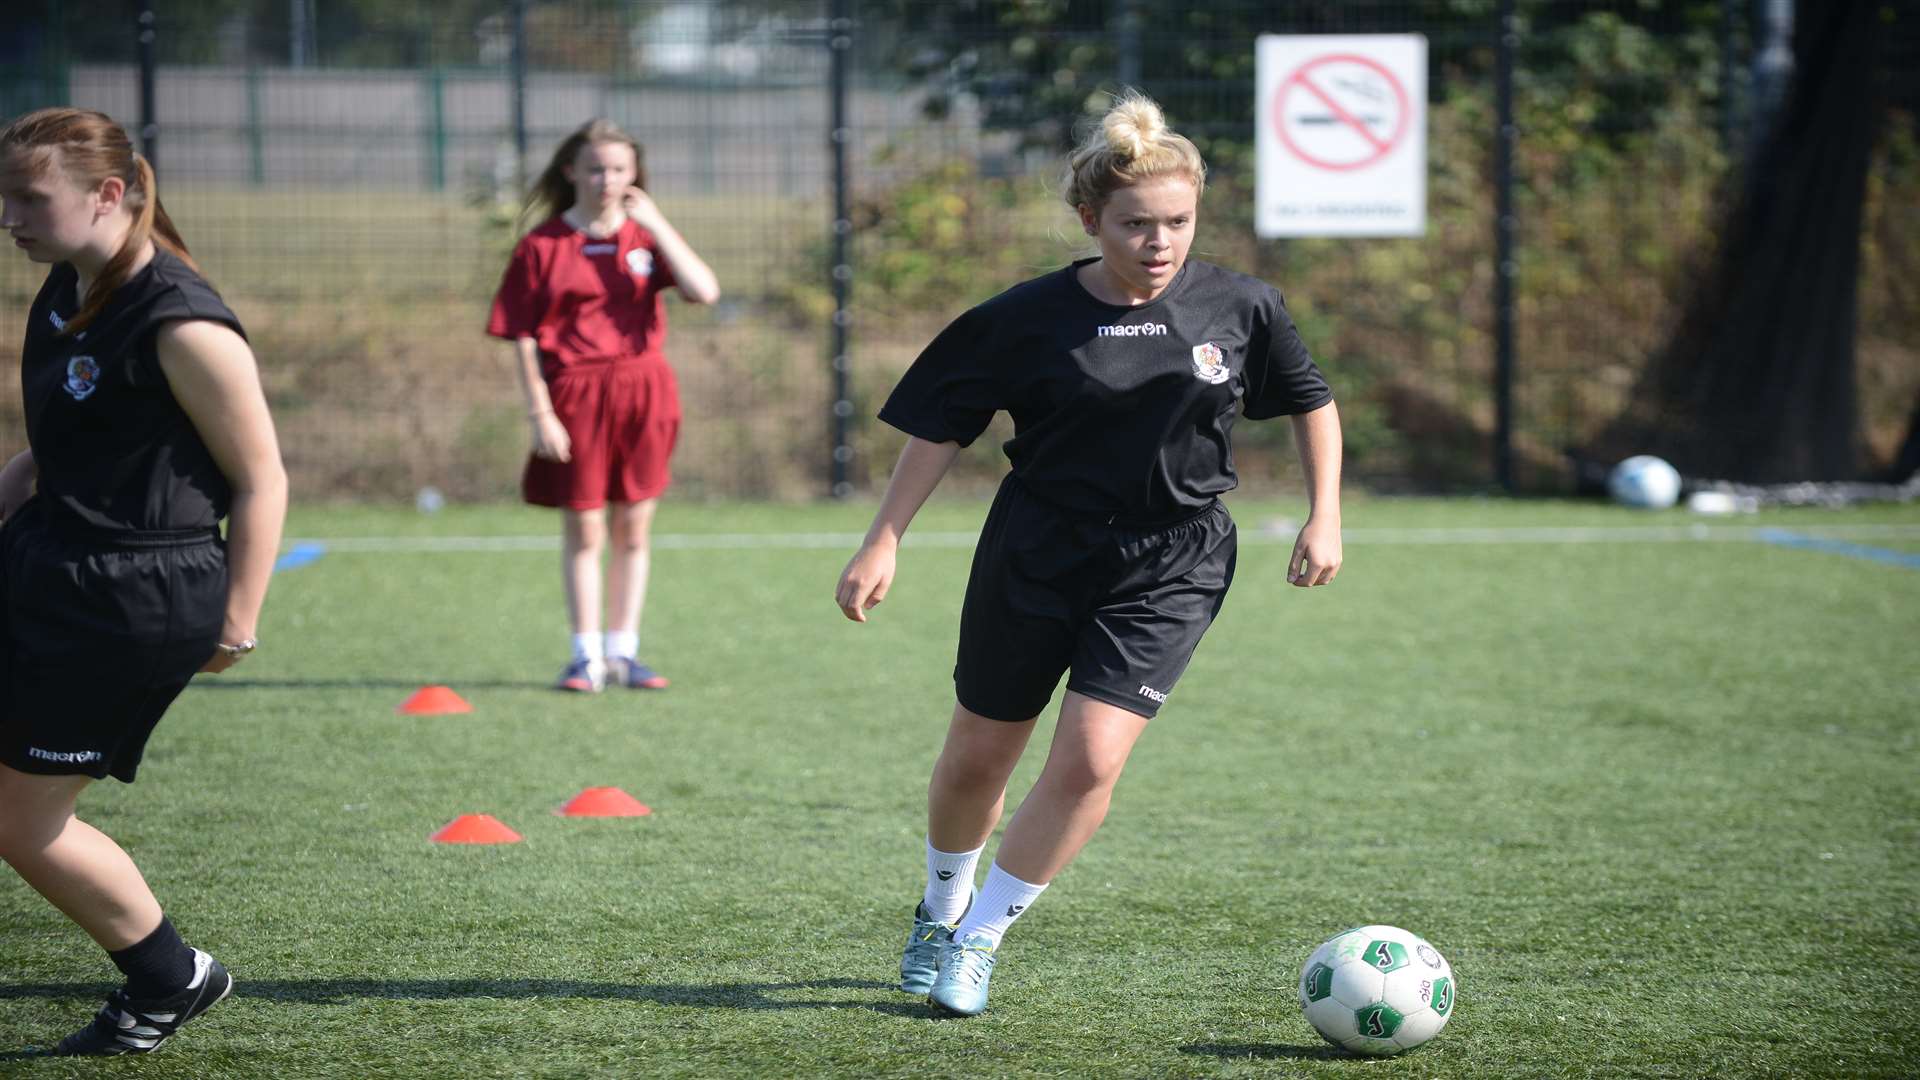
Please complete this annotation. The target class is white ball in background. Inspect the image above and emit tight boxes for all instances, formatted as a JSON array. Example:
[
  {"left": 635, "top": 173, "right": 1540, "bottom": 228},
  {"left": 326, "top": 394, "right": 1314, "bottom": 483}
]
[
  {"left": 415, "top": 485, "right": 446, "bottom": 514},
  {"left": 1608, "top": 455, "right": 1682, "bottom": 509}
]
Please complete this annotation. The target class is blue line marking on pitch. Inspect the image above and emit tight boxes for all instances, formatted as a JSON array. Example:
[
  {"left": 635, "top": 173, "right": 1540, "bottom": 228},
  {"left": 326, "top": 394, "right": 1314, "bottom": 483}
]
[
  {"left": 273, "top": 542, "right": 327, "bottom": 573},
  {"left": 1756, "top": 529, "right": 1920, "bottom": 570}
]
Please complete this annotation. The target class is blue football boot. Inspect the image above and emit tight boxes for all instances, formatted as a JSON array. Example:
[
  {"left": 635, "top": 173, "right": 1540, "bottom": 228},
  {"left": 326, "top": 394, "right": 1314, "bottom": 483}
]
[
  {"left": 900, "top": 902, "right": 956, "bottom": 994},
  {"left": 928, "top": 932, "right": 998, "bottom": 1017}
]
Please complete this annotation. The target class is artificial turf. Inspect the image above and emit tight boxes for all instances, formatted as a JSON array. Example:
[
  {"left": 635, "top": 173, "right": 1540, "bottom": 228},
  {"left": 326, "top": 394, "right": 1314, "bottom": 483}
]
[{"left": 3, "top": 495, "right": 1916, "bottom": 1078}]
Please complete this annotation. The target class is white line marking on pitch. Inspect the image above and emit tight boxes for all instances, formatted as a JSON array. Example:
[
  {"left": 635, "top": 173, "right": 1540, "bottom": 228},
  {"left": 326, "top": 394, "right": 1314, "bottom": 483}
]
[{"left": 288, "top": 523, "right": 1920, "bottom": 555}]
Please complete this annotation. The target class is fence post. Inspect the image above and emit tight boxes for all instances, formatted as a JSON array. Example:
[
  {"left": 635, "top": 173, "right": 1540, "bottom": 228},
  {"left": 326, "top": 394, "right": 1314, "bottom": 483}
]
[
  {"left": 1718, "top": 0, "right": 1741, "bottom": 152},
  {"left": 1493, "top": 0, "right": 1518, "bottom": 493},
  {"left": 426, "top": 67, "right": 447, "bottom": 191},
  {"left": 1116, "top": 0, "right": 1142, "bottom": 88},
  {"left": 246, "top": 65, "right": 265, "bottom": 186},
  {"left": 511, "top": 0, "right": 529, "bottom": 194},
  {"left": 137, "top": 0, "right": 157, "bottom": 169},
  {"left": 828, "top": 0, "right": 854, "bottom": 498},
  {"left": 1751, "top": 0, "right": 1794, "bottom": 148}
]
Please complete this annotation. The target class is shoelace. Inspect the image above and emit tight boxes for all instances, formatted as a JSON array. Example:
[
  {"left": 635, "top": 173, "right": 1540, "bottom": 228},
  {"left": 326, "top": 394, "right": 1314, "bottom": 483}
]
[{"left": 947, "top": 944, "right": 994, "bottom": 986}]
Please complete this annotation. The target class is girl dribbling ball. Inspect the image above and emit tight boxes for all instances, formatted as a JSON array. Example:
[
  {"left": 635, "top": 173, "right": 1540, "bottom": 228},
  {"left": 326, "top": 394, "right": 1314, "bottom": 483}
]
[
  {"left": 488, "top": 119, "right": 720, "bottom": 692},
  {"left": 836, "top": 91, "right": 1344, "bottom": 1017}
]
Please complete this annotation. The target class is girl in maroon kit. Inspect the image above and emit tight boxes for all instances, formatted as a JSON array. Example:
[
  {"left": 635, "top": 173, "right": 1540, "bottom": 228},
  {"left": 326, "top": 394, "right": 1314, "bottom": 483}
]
[{"left": 488, "top": 119, "right": 720, "bottom": 692}]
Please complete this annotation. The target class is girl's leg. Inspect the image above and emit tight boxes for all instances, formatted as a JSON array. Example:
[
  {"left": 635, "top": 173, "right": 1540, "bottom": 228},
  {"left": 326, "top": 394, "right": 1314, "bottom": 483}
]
[
  {"left": 561, "top": 507, "right": 608, "bottom": 637},
  {"left": 0, "top": 765, "right": 159, "bottom": 949},
  {"left": 557, "top": 507, "right": 609, "bottom": 688},
  {"left": 927, "top": 703, "right": 1038, "bottom": 854},
  {"left": 2, "top": 763, "right": 234, "bottom": 1052},
  {"left": 901, "top": 703, "right": 1037, "bottom": 993},
  {"left": 949, "top": 691, "right": 1148, "bottom": 946},
  {"left": 928, "top": 693, "right": 1149, "bottom": 1014},
  {"left": 987, "top": 690, "right": 1149, "bottom": 886},
  {"left": 604, "top": 497, "right": 658, "bottom": 661}
]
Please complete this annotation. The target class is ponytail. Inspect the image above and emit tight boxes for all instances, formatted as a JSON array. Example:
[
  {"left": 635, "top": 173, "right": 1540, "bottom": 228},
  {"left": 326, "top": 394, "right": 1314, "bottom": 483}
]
[
  {"left": 0, "top": 108, "right": 203, "bottom": 335},
  {"left": 139, "top": 154, "right": 196, "bottom": 268}
]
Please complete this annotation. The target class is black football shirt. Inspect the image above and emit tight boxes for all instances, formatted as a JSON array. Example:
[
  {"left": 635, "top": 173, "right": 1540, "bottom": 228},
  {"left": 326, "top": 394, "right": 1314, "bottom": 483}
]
[
  {"left": 20, "top": 249, "right": 246, "bottom": 533},
  {"left": 879, "top": 257, "right": 1333, "bottom": 521}
]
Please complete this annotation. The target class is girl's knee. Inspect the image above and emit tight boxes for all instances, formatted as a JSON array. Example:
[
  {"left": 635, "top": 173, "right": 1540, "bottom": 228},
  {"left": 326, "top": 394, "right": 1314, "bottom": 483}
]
[
  {"left": 1038, "top": 753, "right": 1124, "bottom": 800},
  {"left": 607, "top": 529, "right": 650, "bottom": 556},
  {"left": 0, "top": 798, "right": 71, "bottom": 860},
  {"left": 607, "top": 508, "right": 656, "bottom": 552},
  {"left": 932, "top": 747, "right": 1018, "bottom": 793},
  {"left": 563, "top": 517, "right": 607, "bottom": 553}
]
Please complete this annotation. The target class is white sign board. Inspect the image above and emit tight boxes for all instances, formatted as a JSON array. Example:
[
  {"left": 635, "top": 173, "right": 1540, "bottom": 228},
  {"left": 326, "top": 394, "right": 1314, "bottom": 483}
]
[{"left": 1255, "top": 34, "right": 1427, "bottom": 237}]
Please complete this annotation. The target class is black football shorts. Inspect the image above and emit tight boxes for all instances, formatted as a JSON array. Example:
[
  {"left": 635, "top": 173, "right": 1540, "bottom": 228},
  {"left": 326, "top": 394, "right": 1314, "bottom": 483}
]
[
  {"left": 0, "top": 499, "right": 228, "bottom": 783},
  {"left": 954, "top": 477, "right": 1236, "bottom": 722}
]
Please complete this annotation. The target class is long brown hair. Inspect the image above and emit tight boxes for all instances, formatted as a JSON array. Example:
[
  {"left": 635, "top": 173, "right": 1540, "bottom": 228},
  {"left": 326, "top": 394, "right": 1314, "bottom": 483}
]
[
  {"left": 0, "top": 107, "right": 199, "bottom": 335},
  {"left": 516, "top": 118, "right": 647, "bottom": 235}
]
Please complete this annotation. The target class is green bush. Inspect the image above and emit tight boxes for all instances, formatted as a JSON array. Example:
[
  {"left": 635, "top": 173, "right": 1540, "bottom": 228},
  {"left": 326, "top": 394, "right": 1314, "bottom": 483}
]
[{"left": 792, "top": 11, "right": 1807, "bottom": 493}]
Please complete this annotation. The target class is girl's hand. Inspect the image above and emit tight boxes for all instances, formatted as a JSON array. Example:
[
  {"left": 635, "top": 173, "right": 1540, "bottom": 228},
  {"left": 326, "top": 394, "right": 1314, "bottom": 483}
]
[
  {"left": 530, "top": 412, "right": 572, "bottom": 463},
  {"left": 199, "top": 619, "right": 257, "bottom": 673},
  {"left": 1288, "top": 516, "right": 1342, "bottom": 587},
  {"left": 836, "top": 542, "right": 898, "bottom": 622},
  {"left": 200, "top": 645, "right": 244, "bottom": 674},
  {"left": 620, "top": 186, "right": 664, "bottom": 230}
]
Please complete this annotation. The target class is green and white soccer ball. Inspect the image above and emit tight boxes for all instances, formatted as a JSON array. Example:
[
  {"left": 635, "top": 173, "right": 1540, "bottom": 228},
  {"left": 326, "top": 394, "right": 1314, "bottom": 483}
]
[{"left": 1298, "top": 925, "right": 1456, "bottom": 1056}]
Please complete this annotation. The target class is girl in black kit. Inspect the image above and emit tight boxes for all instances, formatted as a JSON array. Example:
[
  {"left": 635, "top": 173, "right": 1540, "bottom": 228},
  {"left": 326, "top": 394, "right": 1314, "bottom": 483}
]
[
  {"left": 836, "top": 92, "right": 1343, "bottom": 1017},
  {"left": 0, "top": 109, "right": 286, "bottom": 1054}
]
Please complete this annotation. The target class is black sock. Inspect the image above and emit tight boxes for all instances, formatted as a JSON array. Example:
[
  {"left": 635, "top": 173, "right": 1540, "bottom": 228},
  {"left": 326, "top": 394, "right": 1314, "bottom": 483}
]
[{"left": 108, "top": 916, "right": 196, "bottom": 998}]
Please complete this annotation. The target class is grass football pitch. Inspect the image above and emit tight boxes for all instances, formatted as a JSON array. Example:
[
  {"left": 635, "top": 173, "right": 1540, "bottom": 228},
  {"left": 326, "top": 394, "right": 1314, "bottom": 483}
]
[{"left": 2, "top": 495, "right": 1916, "bottom": 1078}]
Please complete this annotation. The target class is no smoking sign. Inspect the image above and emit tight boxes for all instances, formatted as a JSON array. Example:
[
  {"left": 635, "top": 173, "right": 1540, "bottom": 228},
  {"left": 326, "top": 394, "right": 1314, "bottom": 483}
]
[{"left": 1256, "top": 35, "right": 1427, "bottom": 237}]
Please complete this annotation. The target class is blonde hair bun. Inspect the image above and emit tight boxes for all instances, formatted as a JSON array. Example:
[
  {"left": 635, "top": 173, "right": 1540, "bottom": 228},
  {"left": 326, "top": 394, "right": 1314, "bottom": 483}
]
[
  {"left": 1063, "top": 89, "right": 1207, "bottom": 212},
  {"left": 1101, "top": 94, "right": 1166, "bottom": 160}
]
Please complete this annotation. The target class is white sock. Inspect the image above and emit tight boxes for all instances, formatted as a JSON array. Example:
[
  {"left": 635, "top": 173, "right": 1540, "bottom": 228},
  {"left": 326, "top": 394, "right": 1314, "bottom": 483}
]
[
  {"left": 571, "top": 633, "right": 604, "bottom": 663},
  {"left": 953, "top": 861, "right": 1048, "bottom": 948},
  {"left": 604, "top": 630, "right": 638, "bottom": 660},
  {"left": 922, "top": 839, "right": 983, "bottom": 924}
]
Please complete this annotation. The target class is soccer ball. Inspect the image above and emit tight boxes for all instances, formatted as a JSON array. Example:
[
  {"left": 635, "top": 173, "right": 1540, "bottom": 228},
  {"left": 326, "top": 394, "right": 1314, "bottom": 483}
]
[
  {"left": 1298, "top": 925, "right": 1455, "bottom": 1056},
  {"left": 1608, "top": 454, "right": 1682, "bottom": 509}
]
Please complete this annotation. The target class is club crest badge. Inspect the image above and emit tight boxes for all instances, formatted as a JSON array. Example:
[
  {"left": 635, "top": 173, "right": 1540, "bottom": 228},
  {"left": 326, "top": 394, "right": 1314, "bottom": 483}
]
[
  {"left": 1191, "top": 342, "right": 1229, "bottom": 384},
  {"left": 625, "top": 248, "right": 654, "bottom": 278},
  {"left": 65, "top": 355, "right": 101, "bottom": 401}
]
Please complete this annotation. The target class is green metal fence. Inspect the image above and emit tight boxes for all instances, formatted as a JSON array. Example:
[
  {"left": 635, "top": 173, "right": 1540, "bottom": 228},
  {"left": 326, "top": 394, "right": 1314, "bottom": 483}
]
[{"left": 2, "top": 1, "right": 1914, "bottom": 501}]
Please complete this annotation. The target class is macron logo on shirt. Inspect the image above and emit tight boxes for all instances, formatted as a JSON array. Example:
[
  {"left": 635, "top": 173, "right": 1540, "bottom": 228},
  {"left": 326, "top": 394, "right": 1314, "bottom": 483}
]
[{"left": 1098, "top": 323, "right": 1169, "bottom": 337}]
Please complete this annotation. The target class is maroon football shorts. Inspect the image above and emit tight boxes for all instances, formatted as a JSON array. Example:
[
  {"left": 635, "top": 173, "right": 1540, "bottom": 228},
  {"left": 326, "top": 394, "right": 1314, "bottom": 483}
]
[{"left": 523, "top": 356, "right": 681, "bottom": 510}]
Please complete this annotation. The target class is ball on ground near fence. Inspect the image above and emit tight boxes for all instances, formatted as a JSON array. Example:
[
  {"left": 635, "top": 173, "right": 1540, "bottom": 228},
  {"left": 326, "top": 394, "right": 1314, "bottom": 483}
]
[{"left": 1608, "top": 455, "right": 1682, "bottom": 509}]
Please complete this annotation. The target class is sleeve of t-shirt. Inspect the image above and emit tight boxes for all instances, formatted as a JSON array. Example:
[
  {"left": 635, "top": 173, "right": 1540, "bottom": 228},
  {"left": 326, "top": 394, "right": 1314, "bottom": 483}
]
[
  {"left": 876, "top": 306, "right": 1002, "bottom": 447},
  {"left": 1242, "top": 289, "right": 1334, "bottom": 420},
  {"left": 486, "top": 235, "right": 545, "bottom": 341},
  {"left": 132, "top": 282, "right": 249, "bottom": 388}
]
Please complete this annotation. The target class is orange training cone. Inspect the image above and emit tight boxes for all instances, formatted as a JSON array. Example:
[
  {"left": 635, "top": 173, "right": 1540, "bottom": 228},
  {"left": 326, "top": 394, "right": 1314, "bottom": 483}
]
[
  {"left": 398, "top": 685, "right": 473, "bottom": 715},
  {"left": 430, "top": 814, "right": 522, "bottom": 844},
  {"left": 559, "top": 787, "right": 652, "bottom": 818}
]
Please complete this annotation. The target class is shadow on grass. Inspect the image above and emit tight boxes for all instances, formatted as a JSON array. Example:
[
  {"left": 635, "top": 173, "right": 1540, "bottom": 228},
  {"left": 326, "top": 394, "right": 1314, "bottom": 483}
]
[
  {"left": 193, "top": 678, "right": 544, "bottom": 691},
  {"left": 1178, "top": 1042, "right": 1351, "bottom": 1061},
  {"left": 1, "top": 977, "right": 926, "bottom": 1019}
]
